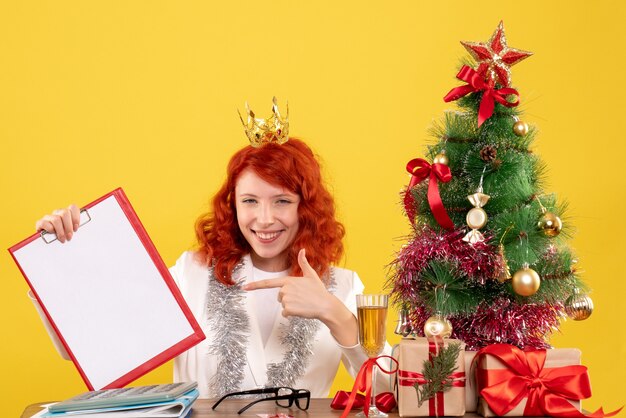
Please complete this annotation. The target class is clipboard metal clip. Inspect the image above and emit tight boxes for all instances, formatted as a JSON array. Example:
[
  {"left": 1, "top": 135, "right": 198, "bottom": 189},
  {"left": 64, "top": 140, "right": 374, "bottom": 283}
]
[{"left": 41, "top": 209, "right": 92, "bottom": 244}]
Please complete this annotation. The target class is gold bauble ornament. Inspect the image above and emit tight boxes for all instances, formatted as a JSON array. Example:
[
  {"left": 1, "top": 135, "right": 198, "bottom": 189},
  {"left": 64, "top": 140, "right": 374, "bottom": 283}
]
[
  {"left": 433, "top": 151, "right": 449, "bottom": 166},
  {"left": 538, "top": 211, "right": 563, "bottom": 237},
  {"left": 511, "top": 265, "right": 541, "bottom": 296},
  {"left": 513, "top": 120, "right": 529, "bottom": 137},
  {"left": 423, "top": 315, "right": 453, "bottom": 338},
  {"left": 565, "top": 289, "right": 594, "bottom": 321}
]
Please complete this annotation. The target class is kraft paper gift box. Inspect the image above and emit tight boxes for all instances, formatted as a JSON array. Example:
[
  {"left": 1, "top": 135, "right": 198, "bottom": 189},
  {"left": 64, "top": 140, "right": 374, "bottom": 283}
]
[
  {"left": 477, "top": 346, "right": 583, "bottom": 417},
  {"left": 465, "top": 350, "right": 478, "bottom": 412},
  {"left": 396, "top": 338, "right": 466, "bottom": 417}
]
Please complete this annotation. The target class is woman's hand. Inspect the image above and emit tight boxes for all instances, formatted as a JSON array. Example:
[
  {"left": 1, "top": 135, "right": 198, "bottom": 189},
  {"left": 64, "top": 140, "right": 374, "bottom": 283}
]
[
  {"left": 244, "top": 248, "right": 358, "bottom": 346},
  {"left": 35, "top": 204, "right": 81, "bottom": 243}
]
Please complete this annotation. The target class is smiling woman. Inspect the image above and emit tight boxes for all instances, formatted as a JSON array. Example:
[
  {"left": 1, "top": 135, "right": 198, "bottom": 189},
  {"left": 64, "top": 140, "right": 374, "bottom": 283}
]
[
  {"left": 33, "top": 130, "right": 390, "bottom": 399},
  {"left": 175, "top": 136, "right": 377, "bottom": 398}
]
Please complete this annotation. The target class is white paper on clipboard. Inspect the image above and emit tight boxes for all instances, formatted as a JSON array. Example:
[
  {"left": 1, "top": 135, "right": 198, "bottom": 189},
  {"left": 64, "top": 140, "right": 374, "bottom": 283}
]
[{"left": 9, "top": 188, "right": 205, "bottom": 390}]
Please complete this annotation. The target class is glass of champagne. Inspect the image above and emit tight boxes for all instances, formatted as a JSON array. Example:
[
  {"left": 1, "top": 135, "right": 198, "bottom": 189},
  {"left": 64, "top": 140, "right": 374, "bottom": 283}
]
[{"left": 356, "top": 294, "right": 388, "bottom": 418}]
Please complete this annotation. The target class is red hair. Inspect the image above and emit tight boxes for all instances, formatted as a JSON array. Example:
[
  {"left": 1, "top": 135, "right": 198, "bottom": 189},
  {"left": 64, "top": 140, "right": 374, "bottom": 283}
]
[{"left": 195, "top": 138, "right": 345, "bottom": 285}]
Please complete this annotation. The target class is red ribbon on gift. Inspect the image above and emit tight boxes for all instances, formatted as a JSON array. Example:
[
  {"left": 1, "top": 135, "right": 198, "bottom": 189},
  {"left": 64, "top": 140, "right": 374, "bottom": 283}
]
[
  {"left": 398, "top": 370, "right": 466, "bottom": 416},
  {"left": 397, "top": 339, "right": 465, "bottom": 417},
  {"left": 337, "top": 355, "right": 398, "bottom": 418},
  {"left": 476, "top": 344, "right": 623, "bottom": 418},
  {"left": 443, "top": 65, "right": 520, "bottom": 127},
  {"left": 331, "top": 390, "right": 396, "bottom": 413},
  {"left": 404, "top": 158, "right": 454, "bottom": 230}
]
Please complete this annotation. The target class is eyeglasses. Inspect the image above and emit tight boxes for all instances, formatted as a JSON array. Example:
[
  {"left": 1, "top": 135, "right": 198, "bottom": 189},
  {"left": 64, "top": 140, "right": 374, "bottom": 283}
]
[{"left": 212, "top": 387, "right": 311, "bottom": 414}]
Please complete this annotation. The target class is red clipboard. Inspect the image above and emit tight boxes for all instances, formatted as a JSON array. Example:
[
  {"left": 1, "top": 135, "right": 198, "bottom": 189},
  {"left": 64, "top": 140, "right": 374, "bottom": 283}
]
[{"left": 9, "top": 188, "right": 205, "bottom": 390}]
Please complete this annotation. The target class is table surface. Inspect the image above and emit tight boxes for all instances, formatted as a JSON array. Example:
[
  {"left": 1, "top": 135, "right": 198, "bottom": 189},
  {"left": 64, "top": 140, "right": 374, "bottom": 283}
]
[{"left": 22, "top": 398, "right": 485, "bottom": 418}]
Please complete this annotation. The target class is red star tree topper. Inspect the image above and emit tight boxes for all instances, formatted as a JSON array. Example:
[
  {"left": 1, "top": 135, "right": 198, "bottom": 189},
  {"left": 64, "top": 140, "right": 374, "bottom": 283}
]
[{"left": 461, "top": 20, "right": 532, "bottom": 87}]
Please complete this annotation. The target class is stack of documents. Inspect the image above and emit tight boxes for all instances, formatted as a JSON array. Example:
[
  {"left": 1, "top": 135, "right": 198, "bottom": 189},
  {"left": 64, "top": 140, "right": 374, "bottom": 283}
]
[{"left": 33, "top": 383, "right": 199, "bottom": 418}]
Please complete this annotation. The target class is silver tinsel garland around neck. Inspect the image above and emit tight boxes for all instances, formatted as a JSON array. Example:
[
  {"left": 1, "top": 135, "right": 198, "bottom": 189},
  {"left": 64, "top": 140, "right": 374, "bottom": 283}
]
[
  {"left": 206, "top": 262, "right": 249, "bottom": 397},
  {"left": 206, "top": 262, "right": 336, "bottom": 397}
]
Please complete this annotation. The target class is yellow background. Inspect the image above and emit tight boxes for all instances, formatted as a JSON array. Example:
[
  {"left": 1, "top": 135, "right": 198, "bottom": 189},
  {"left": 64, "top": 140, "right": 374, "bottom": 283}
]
[{"left": 1, "top": 1, "right": 624, "bottom": 416}]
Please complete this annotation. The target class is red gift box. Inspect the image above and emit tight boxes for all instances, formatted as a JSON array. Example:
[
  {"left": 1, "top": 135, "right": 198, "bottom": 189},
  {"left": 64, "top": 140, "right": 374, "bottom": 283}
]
[{"left": 396, "top": 338, "right": 466, "bottom": 417}]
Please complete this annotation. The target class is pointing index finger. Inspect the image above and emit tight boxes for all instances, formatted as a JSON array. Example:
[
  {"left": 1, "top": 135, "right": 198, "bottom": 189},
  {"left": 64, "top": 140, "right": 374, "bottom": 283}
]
[{"left": 243, "top": 277, "right": 288, "bottom": 291}]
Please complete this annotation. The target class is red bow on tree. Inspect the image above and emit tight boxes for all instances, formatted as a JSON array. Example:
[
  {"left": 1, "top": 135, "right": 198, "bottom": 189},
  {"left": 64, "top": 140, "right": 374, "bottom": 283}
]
[
  {"left": 443, "top": 65, "right": 520, "bottom": 127},
  {"left": 476, "top": 344, "right": 622, "bottom": 418},
  {"left": 404, "top": 158, "right": 454, "bottom": 230}
]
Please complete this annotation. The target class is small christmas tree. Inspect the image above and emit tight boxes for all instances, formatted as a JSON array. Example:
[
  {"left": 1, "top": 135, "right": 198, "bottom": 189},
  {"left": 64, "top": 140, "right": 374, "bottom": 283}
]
[{"left": 389, "top": 21, "right": 593, "bottom": 350}]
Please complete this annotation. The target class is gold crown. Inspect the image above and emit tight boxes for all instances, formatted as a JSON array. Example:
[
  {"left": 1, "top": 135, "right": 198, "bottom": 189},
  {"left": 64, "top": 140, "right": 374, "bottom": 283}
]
[{"left": 238, "top": 96, "right": 289, "bottom": 147}]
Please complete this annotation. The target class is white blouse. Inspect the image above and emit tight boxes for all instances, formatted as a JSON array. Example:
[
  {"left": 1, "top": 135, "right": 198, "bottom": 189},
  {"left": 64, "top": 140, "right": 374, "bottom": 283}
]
[{"left": 171, "top": 251, "right": 376, "bottom": 398}]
